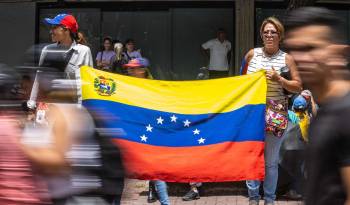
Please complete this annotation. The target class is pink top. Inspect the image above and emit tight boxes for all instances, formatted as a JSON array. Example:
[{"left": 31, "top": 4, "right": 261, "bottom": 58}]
[{"left": 0, "top": 116, "right": 50, "bottom": 204}]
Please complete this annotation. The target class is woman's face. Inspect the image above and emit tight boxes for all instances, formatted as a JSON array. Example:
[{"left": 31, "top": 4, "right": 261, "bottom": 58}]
[
  {"left": 51, "top": 25, "right": 69, "bottom": 43},
  {"left": 126, "top": 42, "right": 135, "bottom": 52},
  {"left": 127, "top": 67, "right": 146, "bottom": 78},
  {"left": 104, "top": 40, "right": 112, "bottom": 51},
  {"left": 262, "top": 23, "right": 280, "bottom": 50}
]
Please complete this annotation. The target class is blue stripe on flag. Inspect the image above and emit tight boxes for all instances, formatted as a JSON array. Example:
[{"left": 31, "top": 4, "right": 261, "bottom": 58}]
[{"left": 83, "top": 99, "right": 266, "bottom": 147}]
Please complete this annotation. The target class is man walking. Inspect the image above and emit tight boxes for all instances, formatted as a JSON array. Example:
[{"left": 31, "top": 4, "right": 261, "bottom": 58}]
[{"left": 284, "top": 7, "right": 350, "bottom": 205}]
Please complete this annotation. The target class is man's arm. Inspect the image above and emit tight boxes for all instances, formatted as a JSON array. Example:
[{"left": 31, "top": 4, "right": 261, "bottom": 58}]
[
  {"left": 227, "top": 42, "right": 232, "bottom": 65},
  {"left": 201, "top": 40, "right": 211, "bottom": 63},
  {"left": 227, "top": 52, "right": 231, "bottom": 65},
  {"left": 201, "top": 46, "right": 210, "bottom": 60}
]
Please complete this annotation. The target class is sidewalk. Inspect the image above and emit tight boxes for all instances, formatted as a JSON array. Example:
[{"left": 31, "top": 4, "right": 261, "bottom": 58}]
[{"left": 120, "top": 179, "right": 303, "bottom": 205}]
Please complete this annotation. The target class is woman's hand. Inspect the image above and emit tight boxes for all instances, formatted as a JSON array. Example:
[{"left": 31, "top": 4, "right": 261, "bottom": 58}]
[
  {"left": 96, "top": 61, "right": 103, "bottom": 68},
  {"left": 266, "top": 67, "right": 281, "bottom": 82}
]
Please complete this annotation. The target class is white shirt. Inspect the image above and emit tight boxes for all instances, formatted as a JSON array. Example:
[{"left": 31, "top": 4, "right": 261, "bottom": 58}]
[
  {"left": 202, "top": 38, "right": 231, "bottom": 71},
  {"left": 39, "top": 41, "right": 93, "bottom": 79},
  {"left": 38, "top": 41, "right": 93, "bottom": 104}
]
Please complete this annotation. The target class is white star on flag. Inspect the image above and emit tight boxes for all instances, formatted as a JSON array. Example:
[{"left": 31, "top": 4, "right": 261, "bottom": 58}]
[
  {"left": 146, "top": 124, "right": 153, "bottom": 132},
  {"left": 140, "top": 134, "right": 148, "bottom": 142},
  {"left": 193, "top": 129, "right": 200, "bottom": 135},
  {"left": 157, "top": 116, "right": 164, "bottom": 124},
  {"left": 198, "top": 137, "right": 205, "bottom": 144},
  {"left": 170, "top": 115, "right": 177, "bottom": 122},
  {"left": 183, "top": 119, "right": 191, "bottom": 127}
]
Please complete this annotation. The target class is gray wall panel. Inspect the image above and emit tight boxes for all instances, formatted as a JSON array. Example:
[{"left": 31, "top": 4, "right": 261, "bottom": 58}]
[{"left": 0, "top": 2, "right": 36, "bottom": 66}]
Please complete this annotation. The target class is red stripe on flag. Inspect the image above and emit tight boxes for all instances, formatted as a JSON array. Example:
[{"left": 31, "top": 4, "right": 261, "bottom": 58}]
[{"left": 114, "top": 139, "right": 265, "bottom": 182}]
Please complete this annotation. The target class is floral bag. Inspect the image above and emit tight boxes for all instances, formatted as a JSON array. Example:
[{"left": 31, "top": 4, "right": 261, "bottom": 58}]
[{"left": 265, "top": 99, "right": 288, "bottom": 137}]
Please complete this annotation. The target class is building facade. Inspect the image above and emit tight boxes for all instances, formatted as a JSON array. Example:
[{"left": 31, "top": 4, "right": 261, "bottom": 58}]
[{"left": 0, "top": 0, "right": 349, "bottom": 79}]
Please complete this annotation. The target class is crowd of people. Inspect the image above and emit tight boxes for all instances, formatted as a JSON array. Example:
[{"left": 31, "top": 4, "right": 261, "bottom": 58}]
[{"left": 0, "top": 5, "right": 349, "bottom": 205}]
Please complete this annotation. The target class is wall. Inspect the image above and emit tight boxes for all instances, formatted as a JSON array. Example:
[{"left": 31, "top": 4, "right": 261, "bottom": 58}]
[{"left": 0, "top": 2, "right": 36, "bottom": 67}]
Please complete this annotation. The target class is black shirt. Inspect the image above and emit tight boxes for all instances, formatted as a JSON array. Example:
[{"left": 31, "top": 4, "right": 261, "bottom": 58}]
[{"left": 306, "top": 92, "right": 350, "bottom": 205}]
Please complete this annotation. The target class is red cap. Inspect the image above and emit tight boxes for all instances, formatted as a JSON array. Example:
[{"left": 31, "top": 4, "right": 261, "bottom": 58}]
[{"left": 45, "top": 14, "right": 78, "bottom": 33}]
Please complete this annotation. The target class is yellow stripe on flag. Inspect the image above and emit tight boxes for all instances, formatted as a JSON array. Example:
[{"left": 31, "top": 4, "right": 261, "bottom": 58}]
[{"left": 80, "top": 66, "right": 266, "bottom": 114}]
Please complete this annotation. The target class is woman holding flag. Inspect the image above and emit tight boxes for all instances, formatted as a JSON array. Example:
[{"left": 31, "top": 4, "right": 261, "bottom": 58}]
[
  {"left": 122, "top": 58, "right": 170, "bottom": 205},
  {"left": 240, "top": 17, "right": 302, "bottom": 205}
]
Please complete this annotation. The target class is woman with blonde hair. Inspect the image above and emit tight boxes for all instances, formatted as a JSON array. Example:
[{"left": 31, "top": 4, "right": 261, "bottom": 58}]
[{"left": 240, "top": 17, "right": 302, "bottom": 205}]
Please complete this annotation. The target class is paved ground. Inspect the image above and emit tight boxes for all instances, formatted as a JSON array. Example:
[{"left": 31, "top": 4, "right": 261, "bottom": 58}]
[{"left": 120, "top": 179, "right": 303, "bottom": 205}]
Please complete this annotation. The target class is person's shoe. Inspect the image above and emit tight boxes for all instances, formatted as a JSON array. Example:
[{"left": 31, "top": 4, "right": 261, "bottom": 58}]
[
  {"left": 147, "top": 182, "right": 157, "bottom": 203},
  {"left": 264, "top": 201, "right": 274, "bottom": 205},
  {"left": 248, "top": 200, "right": 259, "bottom": 205},
  {"left": 182, "top": 190, "right": 200, "bottom": 201}
]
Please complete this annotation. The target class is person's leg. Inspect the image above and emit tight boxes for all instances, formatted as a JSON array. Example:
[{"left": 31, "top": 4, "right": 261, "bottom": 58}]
[
  {"left": 112, "top": 194, "right": 122, "bottom": 205},
  {"left": 154, "top": 180, "right": 170, "bottom": 205},
  {"left": 147, "top": 180, "right": 157, "bottom": 203},
  {"left": 290, "top": 150, "right": 305, "bottom": 199},
  {"left": 182, "top": 182, "right": 201, "bottom": 201},
  {"left": 263, "top": 132, "right": 285, "bottom": 204},
  {"left": 246, "top": 180, "right": 261, "bottom": 202},
  {"left": 100, "top": 194, "right": 117, "bottom": 205}
]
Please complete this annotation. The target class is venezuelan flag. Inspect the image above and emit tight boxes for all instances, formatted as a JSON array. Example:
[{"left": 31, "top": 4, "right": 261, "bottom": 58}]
[{"left": 80, "top": 66, "right": 266, "bottom": 182}]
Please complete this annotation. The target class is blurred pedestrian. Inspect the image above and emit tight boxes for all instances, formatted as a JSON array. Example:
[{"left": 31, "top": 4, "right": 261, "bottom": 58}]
[
  {"left": 285, "top": 7, "right": 350, "bottom": 205},
  {"left": 241, "top": 16, "right": 302, "bottom": 205},
  {"left": 201, "top": 28, "right": 231, "bottom": 79},
  {"left": 96, "top": 37, "right": 115, "bottom": 71},
  {"left": 20, "top": 70, "right": 106, "bottom": 205},
  {"left": 0, "top": 65, "right": 50, "bottom": 205}
]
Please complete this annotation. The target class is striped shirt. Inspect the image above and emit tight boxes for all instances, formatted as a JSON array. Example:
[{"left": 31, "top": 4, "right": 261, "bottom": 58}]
[{"left": 246, "top": 47, "right": 289, "bottom": 105}]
